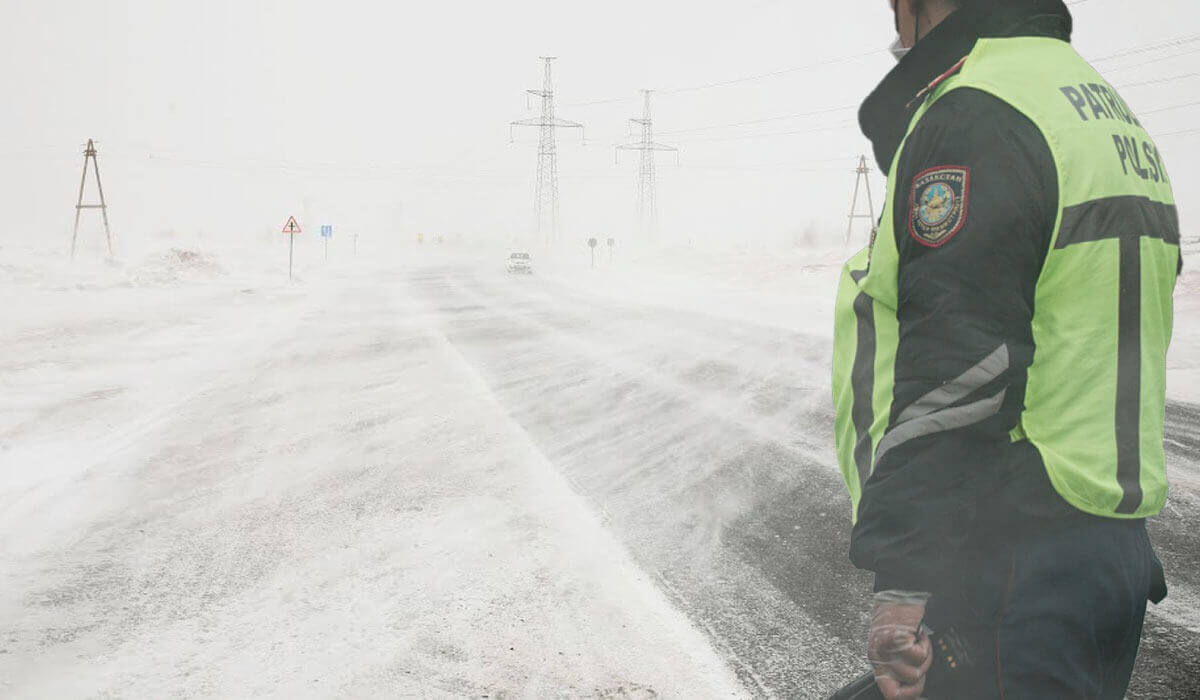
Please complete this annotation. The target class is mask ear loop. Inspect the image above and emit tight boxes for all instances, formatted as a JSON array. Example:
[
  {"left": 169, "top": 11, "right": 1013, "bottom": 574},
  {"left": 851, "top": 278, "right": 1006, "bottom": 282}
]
[
  {"left": 912, "top": 0, "right": 923, "bottom": 48},
  {"left": 895, "top": 0, "right": 923, "bottom": 49}
]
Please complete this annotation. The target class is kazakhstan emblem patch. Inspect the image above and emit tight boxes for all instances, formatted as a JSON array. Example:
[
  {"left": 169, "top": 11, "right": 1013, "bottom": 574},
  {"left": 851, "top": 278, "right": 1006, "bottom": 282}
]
[{"left": 909, "top": 166, "right": 970, "bottom": 247}]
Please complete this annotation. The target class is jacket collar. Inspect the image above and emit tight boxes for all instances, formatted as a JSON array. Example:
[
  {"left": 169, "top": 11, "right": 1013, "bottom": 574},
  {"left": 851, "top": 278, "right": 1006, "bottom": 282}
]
[{"left": 859, "top": 0, "right": 1073, "bottom": 173}]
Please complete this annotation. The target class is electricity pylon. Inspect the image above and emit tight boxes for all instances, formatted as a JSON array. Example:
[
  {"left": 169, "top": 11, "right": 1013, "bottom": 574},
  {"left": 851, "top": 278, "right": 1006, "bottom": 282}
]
[
  {"left": 71, "top": 138, "right": 113, "bottom": 259},
  {"left": 616, "top": 90, "right": 678, "bottom": 242},
  {"left": 510, "top": 57, "right": 584, "bottom": 245},
  {"left": 846, "top": 155, "right": 877, "bottom": 244}
]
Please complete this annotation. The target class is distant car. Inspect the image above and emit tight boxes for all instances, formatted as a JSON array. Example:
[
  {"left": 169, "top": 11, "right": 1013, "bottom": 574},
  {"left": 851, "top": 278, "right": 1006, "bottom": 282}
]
[{"left": 506, "top": 251, "right": 532, "bottom": 274}]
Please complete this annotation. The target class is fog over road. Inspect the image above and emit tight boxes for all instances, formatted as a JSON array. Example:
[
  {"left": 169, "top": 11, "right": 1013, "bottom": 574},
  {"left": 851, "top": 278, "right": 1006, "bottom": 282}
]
[{"left": 2, "top": 254, "right": 1197, "bottom": 698}]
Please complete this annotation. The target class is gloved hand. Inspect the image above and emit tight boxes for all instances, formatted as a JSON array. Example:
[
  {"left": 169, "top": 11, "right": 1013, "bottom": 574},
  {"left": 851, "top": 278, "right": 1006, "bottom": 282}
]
[{"left": 869, "top": 590, "right": 933, "bottom": 700}]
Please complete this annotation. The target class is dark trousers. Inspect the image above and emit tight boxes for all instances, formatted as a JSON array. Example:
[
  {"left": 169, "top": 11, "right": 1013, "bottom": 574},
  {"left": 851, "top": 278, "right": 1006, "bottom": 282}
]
[{"left": 923, "top": 515, "right": 1166, "bottom": 699}]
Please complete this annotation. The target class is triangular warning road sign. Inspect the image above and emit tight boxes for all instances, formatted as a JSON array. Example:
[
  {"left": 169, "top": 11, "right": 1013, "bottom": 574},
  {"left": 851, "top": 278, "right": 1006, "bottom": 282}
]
[{"left": 282, "top": 216, "right": 302, "bottom": 234}]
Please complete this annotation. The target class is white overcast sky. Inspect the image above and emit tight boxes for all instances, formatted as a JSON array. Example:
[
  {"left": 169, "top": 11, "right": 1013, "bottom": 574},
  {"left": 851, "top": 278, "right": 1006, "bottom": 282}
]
[{"left": 1, "top": 0, "right": 1197, "bottom": 248}]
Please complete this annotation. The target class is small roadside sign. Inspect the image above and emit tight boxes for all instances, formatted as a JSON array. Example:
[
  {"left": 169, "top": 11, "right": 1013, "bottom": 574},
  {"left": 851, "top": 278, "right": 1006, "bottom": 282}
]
[
  {"left": 282, "top": 215, "right": 302, "bottom": 281},
  {"left": 320, "top": 224, "right": 332, "bottom": 262}
]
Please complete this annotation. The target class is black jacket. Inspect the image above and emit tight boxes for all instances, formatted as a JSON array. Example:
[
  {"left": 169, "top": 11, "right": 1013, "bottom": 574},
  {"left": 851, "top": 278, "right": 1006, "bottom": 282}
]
[{"left": 850, "top": 0, "right": 1081, "bottom": 595}]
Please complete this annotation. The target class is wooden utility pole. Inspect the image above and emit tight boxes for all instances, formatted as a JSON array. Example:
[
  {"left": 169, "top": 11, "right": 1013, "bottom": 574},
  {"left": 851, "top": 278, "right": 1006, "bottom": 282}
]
[
  {"left": 846, "top": 155, "right": 877, "bottom": 245},
  {"left": 71, "top": 139, "right": 113, "bottom": 260}
]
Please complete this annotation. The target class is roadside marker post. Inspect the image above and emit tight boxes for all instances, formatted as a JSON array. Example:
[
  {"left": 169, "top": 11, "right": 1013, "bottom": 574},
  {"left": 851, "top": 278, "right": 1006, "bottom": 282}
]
[
  {"left": 588, "top": 237, "right": 598, "bottom": 269},
  {"left": 283, "top": 215, "right": 302, "bottom": 280},
  {"left": 607, "top": 237, "right": 615, "bottom": 264}
]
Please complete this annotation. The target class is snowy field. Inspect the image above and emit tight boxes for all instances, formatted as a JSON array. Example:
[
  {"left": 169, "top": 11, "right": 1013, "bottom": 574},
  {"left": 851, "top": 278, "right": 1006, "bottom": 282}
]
[{"left": 1, "top": 237, "right": 1198, "bottom": 698}]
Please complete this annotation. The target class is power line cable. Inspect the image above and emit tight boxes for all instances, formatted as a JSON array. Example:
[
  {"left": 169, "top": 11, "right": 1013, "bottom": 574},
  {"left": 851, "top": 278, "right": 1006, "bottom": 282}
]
[
  {"left": 1140, "top": 99, "right": 1200, "bottom": 116},
  {"left": 656, "top": 104, "right": 858, "bottom": 136},
  {"left": 678, "top": 163, "right": 850, "bottom": 173},
  {"left": 669, "top": 91, "right": 1200, "bottom": 144},
  {"left": 657, "top": 49, "right": 884, "bottom": 96},
  {"left": 1116, "top": 71, "right": 1200, "bottom": 89},
  {"left": 1156, "top": 126, "right": 1200, "bottom": 138},
  {"left": 671, "top": 119, "right": 859, "bottom": 144},
  {"left": 664, "top": 89, "right": 1200, "bottom": 145},
  {"left": 1090, "top": 33, "right": 1200, "bottom": 63},
  {"left": 103, "top": 150, "right": 529, "bottom": 182},
  {"left": 564, "top": 30, "right": 1197, "bottom": 110},
  {"left": 1104, "top": 46, "right": 1200, "bottom": 73},
  {"left": 638, "top": 58, "right": 1198, "bottom": 142},
  {"left": 652, "top": 38, "right": 1200, "bottom": 142},
  {"left": 562, "top": 31, "right": 1200, "bottom": 137},
  {"left": 76, "top": 85, "right": 1200, "bottom": 169},
  {"left": 560, "top": 47, "right": 884, "bottom": 107},
  {"left": 13, "top": 28, "right": 1194, "bottom": 177}
]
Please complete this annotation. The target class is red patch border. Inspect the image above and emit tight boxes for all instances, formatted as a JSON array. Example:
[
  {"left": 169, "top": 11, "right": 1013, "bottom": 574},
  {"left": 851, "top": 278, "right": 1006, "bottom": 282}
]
[{"left": 908, "top": 165, "right": 971, "bottom": 248}]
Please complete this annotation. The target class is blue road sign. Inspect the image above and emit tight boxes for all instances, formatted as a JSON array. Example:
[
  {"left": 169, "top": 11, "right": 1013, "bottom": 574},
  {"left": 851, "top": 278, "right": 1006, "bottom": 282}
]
[{"left": 320, "top": 224, "right": 333, "bottom": 238}]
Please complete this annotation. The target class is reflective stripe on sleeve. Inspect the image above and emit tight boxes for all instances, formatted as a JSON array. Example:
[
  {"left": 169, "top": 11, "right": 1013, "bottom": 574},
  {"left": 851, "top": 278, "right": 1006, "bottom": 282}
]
[
  {"left": 875, "top": 389, "right": 1008, "bottom": 466},
  {"left": 898, "top": 344, "right": 1010, "bottom": 424}
]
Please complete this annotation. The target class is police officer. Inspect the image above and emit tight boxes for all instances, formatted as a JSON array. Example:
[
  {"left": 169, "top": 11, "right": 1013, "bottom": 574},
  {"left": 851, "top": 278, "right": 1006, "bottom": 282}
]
[{"left": 832, "top": 0, "right": 1178, "bottom": 697}]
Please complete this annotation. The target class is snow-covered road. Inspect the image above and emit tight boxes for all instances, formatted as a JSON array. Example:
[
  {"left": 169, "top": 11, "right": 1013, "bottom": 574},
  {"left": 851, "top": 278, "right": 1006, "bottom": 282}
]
[
  {"left": 0, "top": 258, "right": 744, "bottom": 698},
  {"left": 2, "top": 247, "right": 1197, "bottom": 698}
]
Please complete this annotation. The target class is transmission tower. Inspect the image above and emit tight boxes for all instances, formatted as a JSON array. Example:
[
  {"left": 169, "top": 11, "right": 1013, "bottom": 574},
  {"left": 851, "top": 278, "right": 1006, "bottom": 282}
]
[
  {"left": 70, "top": 138, "right": 113, "bottom": 259},
  {"left": 616, "top": 90, "right": 678, "bottom": 242},
  {"left": 846, "top": 154, "right": 877, "bottom": 244},
  {"left": 510, "top": 57, "right": 584, "bottom": 244}
]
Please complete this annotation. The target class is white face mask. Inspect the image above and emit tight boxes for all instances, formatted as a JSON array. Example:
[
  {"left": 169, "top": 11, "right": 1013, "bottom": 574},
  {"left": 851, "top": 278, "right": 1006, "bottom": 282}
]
[{"left": 889, "top": 35, "right": 910, "bottom": 62}]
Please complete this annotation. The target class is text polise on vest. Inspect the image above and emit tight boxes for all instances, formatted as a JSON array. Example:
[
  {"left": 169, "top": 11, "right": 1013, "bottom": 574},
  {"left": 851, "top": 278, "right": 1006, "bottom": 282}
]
[{"left": 1058, "top": 83, "right": 1169, "bottom": 185}]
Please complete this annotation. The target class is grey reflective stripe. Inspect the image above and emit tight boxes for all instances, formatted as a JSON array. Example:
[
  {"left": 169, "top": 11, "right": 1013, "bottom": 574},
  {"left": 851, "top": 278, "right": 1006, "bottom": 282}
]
[
  {"left": 850, "top": 290, "right": 876, "bottom": 489},
  {"left": 1057, "top": 196, "right": 1179, "bottom": 249},
  {"left": 1059, "top": 197, "right": 1157, "bottom": 512},
  {"left": 1115, "top": 235, "right": 1144, "bottom": 514},
  {"left": 898, "top": 344, "right": 1009, "bottom": 424},
  {"left": 875, "top": 390, "right": 1007, "bottom": 466}
]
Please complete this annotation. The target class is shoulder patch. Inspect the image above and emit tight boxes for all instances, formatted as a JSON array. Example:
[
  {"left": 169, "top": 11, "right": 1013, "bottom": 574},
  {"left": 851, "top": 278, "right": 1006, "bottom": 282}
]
[
  {"left": 908, "top": 55, "right": 970, "bottom": 109},
  {"left": 908, "top": 165, "right": 970, "bottom": 247}
]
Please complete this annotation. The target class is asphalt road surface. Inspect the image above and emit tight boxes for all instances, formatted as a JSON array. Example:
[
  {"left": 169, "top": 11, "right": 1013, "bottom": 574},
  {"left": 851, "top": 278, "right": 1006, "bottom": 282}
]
[{"left": 406, "top": 262, "right": 1200, "bottom": 699}]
